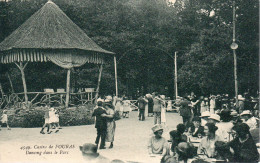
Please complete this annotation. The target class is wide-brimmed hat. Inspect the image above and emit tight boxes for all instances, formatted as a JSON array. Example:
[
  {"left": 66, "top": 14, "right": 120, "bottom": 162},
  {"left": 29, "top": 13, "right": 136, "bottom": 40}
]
[
  {"left": 230, "top": 110, "right": 238, "bottom": 117},
  {"left": 151, "top": 124, "right": 163, "bottom": 133},
  {"left": 209, "top": 114, "right": 220, "bottom": 122},
  {"left": 240, "top": 110, "right": 251, "bottom": 116},
  {"left": 238, "top": 95, "right": 245, "bottom": 101},
  {"left": 200, "top": 111, "right": 210, "bottom": 118},
  {"left": 160, "top": 95, "right": 166, "bottom": 99},
  {"left": 97, "top": 98, "right": 104, "bottom": 102},
  {"left": 105, "top": 95, "right": 113, "bottom": 102},
  {"left": 79, "top": 143, "right": 98, "bottom": 154}
]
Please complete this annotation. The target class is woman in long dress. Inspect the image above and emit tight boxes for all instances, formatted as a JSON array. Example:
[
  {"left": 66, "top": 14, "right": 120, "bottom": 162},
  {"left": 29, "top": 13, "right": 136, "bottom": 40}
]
[
  {"left": 160, "top": 95, "right": 166, "bottom": 125},
  {"left": 103, "top": 102, "right": 116, "bottom": 148}
]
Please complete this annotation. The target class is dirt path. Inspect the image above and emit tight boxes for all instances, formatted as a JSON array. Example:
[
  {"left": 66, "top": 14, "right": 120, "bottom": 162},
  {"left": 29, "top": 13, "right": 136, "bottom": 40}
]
[{"left": 0, "top": 111, "right": 182, "bottom": 163}]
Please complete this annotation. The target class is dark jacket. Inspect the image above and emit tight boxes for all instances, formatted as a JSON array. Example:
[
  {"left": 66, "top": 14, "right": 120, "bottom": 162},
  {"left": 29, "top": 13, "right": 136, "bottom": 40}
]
[
  {"left": 92, "top": 107, "right": 107, "bottom": 129},
  {"left": 179, "top": 99, "right": 192, "bottom": 117},
  {"left": 137, "top": 96, "right": 147, "bottom": 110},
  {"left": 228, "top": 135, "right": 259, "bottom": 162}
]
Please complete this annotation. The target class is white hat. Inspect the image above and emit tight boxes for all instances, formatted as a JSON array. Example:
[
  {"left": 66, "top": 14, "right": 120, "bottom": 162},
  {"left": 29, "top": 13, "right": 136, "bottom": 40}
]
[
  {"left": 240, "top": 110, "right": 252, "bottom": 116},
  {"left": 160, "top": 95, "right": 165, "bottom": 99},
  {"left": 200, "top": 111, "right": 210, "bottom": 118},
  {"left": 238, "top": 95, "right": 245, "bottom": 101},
  {"left": 97, "top": 98, "right": 104, "bottom": 102},
  {"left": 209, "top": 114, "right": 220, "bottom": 122},
  {"left": 105, "top": 95, "right": 113, "bottom": 102},
  {"left": 151, "top": 124, "right": 163, "bottom": 133}
]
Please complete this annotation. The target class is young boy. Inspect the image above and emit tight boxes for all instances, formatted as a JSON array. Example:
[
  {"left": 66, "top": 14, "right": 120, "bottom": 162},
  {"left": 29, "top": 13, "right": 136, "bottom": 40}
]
[
  {"left": 92, "top": 100, "right": 107, "bottom": 149},
  {"left": 0, "top": 110, "right": 11, "bottom": 130}
]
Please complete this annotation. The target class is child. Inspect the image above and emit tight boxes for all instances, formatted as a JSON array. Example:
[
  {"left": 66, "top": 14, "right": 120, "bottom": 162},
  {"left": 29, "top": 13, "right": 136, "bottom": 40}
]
[
  {"left": 40, "top": 104, "right": 51, "bottom": 134},
  {"left": 49, "top": 107, "right": 59, "bottom": 133},
  {"left": 54, "top": 108, "right": 62, "bottom": 129},
  {"left": 0, "top": 110, "right": 11, "bottom": 130},
  {"left": 92, "top": 100, "right": 107, "bottom": 149}
]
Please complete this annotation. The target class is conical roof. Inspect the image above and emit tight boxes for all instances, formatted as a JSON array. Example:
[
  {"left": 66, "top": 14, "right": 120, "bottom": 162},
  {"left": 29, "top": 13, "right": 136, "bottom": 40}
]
[{"left": 0, "top": 0, "right": 114, "bottom": 55}]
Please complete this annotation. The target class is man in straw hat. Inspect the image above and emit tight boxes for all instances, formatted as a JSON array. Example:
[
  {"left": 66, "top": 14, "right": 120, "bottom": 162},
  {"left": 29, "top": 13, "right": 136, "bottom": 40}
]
[
  {"left": 79, "top": 143, "right": 110, "bottom": 163},
  {"left": 148, "top": 124, "right": 168, "bottom": 156},
  {"left": 240, "top": 110, "right": 258, "bottom": 130}
]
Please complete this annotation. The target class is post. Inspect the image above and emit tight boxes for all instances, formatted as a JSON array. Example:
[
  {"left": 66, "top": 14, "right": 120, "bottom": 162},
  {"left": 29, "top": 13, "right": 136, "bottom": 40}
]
[
  {"left": 65, "top": 69, "right": 71, "bottom": 108},
  {"left": 95, "top": 64, "right": 103, "bottom": 102},
  {"left": 174, "top": 52, "right": 178, "bottom": 100},
  {"left": 15, "top": 62, "right": 28, "bottom": 105},
  {"left": 6, "top": 72, "right": 14, "bottom": 93},
  {"left": 233, "top": 0, "right": 238, "bottom": 106},
  {"left": 114, "top": 56, "right": 118, "bottom": 97}
]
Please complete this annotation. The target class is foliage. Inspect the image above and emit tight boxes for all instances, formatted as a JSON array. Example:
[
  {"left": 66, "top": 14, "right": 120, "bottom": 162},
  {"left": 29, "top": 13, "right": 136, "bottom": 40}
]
[
  {"left": 0, "top": 0, "right": 258, "bottom": 99},
  {"left": 7, "top": 104, "right": 95, "bottom": 127}
]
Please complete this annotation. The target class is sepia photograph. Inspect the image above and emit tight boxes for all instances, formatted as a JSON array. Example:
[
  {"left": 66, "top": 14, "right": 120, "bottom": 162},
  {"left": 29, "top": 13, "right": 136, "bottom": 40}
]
[{"left": 0, "top": 0, "right": 259, "bottom": 162}]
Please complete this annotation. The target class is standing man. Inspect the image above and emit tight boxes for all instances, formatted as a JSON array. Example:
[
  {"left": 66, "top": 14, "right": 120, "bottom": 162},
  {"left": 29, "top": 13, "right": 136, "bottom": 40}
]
[
  {"left": 153, "top": 92, "right": 162, "bottom": 124},
  {"left": 138, "top": 95, "right": 147, "bottom": 121},
  {"left": 92, "top": 99, "right": 107, "bottom": 149},
  {"left": 179, "top": 96, "right": 192, "bottom": 128}
]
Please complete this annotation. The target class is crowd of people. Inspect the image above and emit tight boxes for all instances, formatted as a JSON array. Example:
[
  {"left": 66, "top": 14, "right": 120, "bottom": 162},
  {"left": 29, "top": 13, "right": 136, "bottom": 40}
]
[
  {"left": 146, "top": 92, "right": 259, "bottom": 163},
  {"left": 80, "top": 92, "right": 259, "bottom": 162}
]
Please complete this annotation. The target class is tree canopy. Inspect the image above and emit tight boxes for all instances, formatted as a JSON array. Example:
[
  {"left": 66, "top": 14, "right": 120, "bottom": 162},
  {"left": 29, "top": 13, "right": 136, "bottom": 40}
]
[{"left": 0, "top": 0, "right": 258, "bottom": 98}]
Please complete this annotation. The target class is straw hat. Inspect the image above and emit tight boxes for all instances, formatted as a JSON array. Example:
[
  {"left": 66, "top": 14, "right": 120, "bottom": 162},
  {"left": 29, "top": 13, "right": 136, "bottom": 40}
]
[
  {"left": 200, "top": 111, "right": 210, "bottom": 118},
  {"left": 97, "top": 98, "right": 104, "bottom": 102},
  {"left": 209, "top": 114, "right": 220, "bottom": 122},
  {"left": 105, "top": 95, "right": 113, "bottom": 102},
  {"left": 238, "top": 95, "right": 245, "bottom": 101},
  {"left": 160, "top": 95, "right": 166, "bottom": 100},
  {"left": 151, "top": 124, "right": 163, "bottom": 133},
  {"left": 240, "top": 110, "right": 251, "bottom": 116},
  {"left": 230, "top": 110, "right": 238, "bottom": 117}
]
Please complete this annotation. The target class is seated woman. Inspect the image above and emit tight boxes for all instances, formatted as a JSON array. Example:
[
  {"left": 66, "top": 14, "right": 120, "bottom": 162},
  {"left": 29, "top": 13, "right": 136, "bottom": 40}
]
[
  {"left": 197, "top": 123, "right": 221, "bottom": 158},
  {"left": 148, "top": 124, "right": 169, "bottom": 156},
  {"left": 228, "top": 123, "right": 259, "bottom": 162},
  {"left": 188, "top": 117, "right": 204, "bottom": 138},
  {"left": 216, "top": 109, "right": 234, "bottom": 142}
]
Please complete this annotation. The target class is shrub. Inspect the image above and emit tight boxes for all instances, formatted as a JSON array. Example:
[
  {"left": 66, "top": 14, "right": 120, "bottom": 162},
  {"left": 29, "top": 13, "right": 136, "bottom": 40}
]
[{"left": 6, "top": 104, "right": 95, "bottom": 128}]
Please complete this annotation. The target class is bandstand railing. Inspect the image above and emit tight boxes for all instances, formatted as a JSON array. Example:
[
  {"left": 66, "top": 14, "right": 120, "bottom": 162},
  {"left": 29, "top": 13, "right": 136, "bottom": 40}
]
[{"left": 0, "top": 89, "right": 97, "bottom": 109}]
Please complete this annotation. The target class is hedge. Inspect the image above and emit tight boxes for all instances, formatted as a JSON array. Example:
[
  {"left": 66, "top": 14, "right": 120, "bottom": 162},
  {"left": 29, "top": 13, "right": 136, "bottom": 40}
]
[{"left": 5, "top": 104, "right": 95, "bottom": 128}]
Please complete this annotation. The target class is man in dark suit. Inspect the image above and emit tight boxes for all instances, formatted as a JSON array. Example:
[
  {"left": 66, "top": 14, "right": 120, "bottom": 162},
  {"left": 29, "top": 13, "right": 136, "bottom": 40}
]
[
  {"left": 179, "top": 97, "right": 192, "bottom": 128},
  {"left": 188, "top": 116, "right": 204, "bottom": 138}
]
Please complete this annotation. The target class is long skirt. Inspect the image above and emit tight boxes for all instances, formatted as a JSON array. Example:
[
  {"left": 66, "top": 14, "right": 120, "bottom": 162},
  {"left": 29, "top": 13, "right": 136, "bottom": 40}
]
[
  {"left": 145, "top": 104, "right": 148, "bottom": 117},
  {"left": 148, "top": 105, "right": 153, "bottom": 113},
  {"left": 161, "top": 107, "right": 166, "bottom": 123},
  {"left": 106, "top": 121, "right": 116, "bottom": 142}
]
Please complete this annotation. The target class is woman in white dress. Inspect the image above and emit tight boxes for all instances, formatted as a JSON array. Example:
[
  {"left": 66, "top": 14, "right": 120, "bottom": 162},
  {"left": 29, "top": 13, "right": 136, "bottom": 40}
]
[{"left": 160, "top": 95, "right": 166, "bottom": 124}]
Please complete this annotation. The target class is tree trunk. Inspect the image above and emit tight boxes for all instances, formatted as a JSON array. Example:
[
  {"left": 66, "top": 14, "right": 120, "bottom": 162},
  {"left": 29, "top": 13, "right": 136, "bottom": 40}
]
[
  {"left": 15, "top": 62, "right": 28, "bottom": 105},
  {"left": 6, "top": 72, "right": 14, "bottom": 93},
  {"left": 95, "top": 64, "right": 103, "bottom": 102},
  {"left": 0, "top": 83, "right": 4, "bottom": 98}
]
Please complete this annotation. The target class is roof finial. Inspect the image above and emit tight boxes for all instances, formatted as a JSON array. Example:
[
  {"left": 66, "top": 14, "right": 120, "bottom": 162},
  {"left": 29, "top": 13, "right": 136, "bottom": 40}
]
[{"left": 47, "top": 0, "right": 53, "bottom": 4}]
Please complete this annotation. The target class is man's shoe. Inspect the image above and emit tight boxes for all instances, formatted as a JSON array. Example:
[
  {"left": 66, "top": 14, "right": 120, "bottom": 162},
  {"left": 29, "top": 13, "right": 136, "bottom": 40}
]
[
  {"left": 40, "top": 131, "right": 45, "bottom": 134},
  {"left": 99, "top": 146, "right": 106, "bottom": 149},
  {"left": 55, "top": 130, "right": 59, "bottom": 133},
  {"left": 47, "top": 131, "right": 52, "bottom": 134},
  {"left": 109, "top": 144, "right": 113, "bottom": 148}
]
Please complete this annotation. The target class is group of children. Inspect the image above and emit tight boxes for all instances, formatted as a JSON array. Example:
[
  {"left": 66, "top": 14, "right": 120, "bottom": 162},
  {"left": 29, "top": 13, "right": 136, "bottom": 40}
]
[{"left": 40, "top": 103, "right": 62, "bottom": 134}]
